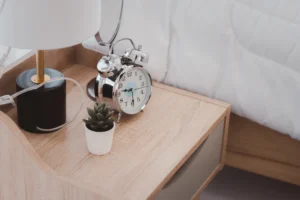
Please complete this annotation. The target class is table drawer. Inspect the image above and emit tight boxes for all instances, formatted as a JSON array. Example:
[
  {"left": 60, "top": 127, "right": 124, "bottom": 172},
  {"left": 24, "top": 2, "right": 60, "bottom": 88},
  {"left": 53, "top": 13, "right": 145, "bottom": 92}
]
[{"left": 155, "top": 120, "right": 224, "bottom": 200}]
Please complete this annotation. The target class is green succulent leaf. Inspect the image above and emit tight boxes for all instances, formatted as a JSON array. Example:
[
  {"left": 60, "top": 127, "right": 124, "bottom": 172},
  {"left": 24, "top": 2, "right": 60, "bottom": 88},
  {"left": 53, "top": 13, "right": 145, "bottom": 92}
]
[
  {"left": 103, "top": 107, "right": 109, "bottom": 115},
  {"left": 90, "top": 124, "right": 99, "bottom": 130},
  {"left": 94, "top": 104, "right": 99, "bottom": 112},
  {"left": 97, "top": 121, "right": 104, "bottom": 126},
  {"left": 103, "top": 117, "right": 114, "bottom": 126},
  {"left": 87, "top": 108, "right": 97, "bottom": 121},
  {"left": 84, "top": 102, "right": 115, "bottom": 132},
  {"left": 83, "top": 119, "right": 93, "bottom": 125},
  {"left": 99, "top": 103, "right": 105, "bottom": 110},
  {"left": 87, "top": 117, "right": 97, "bottom": 124},
  {"left": 102, "top": 125, "right": 108, "bottom": 130},
  {"left": 96, "top": 113, "right": 104, "bottom": 120}
]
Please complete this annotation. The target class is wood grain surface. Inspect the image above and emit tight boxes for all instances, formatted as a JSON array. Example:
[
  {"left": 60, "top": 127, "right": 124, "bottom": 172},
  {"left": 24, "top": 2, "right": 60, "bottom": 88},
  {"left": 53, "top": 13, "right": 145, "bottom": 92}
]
[
  {"left": 227, "top": 114, "right": 300, "bottom": 186},
  {"left": 0, "top": 111, "right": 126, "bottom": 200},
  {"left": 75, "top": 44, "right": 300, "bottom": 187},
  {"left": 4, "top": 64, "right": 229, "bottom": 200},
  {"left": 228, "top": 114, "right": 300, "bottom": 167},
  {"left": 226, "top": 151, "right": 300, "bottom": 186}
]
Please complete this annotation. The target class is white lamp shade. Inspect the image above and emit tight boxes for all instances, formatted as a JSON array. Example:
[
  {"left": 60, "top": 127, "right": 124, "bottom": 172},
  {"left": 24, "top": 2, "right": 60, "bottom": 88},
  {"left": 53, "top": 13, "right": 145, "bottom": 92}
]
[{"left": 0, "top": 0, "right": 101, "bottom": 50}]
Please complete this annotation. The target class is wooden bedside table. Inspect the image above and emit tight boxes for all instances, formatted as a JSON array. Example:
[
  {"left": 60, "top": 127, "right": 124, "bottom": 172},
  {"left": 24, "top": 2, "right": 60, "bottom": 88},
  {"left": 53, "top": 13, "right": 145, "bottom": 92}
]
[{"left": 3, "top": 65, "right": 230, "bottom": 200}]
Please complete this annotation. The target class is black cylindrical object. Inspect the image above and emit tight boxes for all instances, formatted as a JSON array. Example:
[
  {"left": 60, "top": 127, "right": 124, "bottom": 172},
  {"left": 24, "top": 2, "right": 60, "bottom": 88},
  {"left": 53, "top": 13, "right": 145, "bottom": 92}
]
[{"left": 16, "top": 68, "right": 66, "bottom": 133}]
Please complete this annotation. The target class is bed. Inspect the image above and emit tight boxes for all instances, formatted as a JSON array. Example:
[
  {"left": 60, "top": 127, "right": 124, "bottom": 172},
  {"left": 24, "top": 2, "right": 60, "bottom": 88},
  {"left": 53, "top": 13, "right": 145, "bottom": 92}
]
[{"left": 83, "top": 0, "right": 300, "bottom": 185}]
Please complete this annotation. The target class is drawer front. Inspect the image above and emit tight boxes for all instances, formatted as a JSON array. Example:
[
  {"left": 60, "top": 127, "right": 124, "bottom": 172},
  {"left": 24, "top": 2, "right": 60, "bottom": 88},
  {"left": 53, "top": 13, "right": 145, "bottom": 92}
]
[{"left": 155, "top": 120, "right": 224, "bottom": 200}]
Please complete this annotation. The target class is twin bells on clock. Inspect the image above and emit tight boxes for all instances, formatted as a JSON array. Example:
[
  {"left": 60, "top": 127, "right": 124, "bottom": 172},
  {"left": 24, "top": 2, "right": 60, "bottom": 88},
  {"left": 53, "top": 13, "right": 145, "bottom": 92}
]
[{"left": 95, "top": 38, "right": 152, "bottom": 121}]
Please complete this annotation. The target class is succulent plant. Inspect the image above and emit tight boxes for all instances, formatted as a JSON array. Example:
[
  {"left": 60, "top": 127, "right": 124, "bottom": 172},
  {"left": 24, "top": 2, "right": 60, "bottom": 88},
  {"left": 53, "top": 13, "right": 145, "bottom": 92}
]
[{"left": 83, "top": 102, "right": 115, "bottom": 132}]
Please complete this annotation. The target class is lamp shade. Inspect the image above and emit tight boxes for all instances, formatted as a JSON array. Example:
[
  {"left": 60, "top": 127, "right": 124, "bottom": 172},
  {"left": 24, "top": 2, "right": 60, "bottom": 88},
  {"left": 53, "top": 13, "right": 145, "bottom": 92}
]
[{"left": 0, "top": 0, "right": 101, "bottom": 50}]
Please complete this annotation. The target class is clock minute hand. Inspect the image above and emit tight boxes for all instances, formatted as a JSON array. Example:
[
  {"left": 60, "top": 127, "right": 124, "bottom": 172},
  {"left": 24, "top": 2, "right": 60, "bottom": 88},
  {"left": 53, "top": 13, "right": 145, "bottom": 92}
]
[
  {"left": 131, "top": 90, "right": 134, "bottom": 107},
  {"left": 134, "top": 86, "right": 149, "bottom": 91}
]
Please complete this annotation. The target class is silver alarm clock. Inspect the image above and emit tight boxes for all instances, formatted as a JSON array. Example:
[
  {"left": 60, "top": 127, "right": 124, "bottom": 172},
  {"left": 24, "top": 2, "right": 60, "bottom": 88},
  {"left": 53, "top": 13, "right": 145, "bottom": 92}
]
[{"left": 95, "top": 38, "right": 152, "bottom": 121}]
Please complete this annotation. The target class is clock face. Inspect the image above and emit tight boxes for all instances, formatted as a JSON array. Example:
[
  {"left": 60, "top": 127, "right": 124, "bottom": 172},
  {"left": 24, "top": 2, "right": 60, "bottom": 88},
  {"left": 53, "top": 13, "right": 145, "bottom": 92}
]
[{"left": 116, "top": 67, "right": 152, "bottom": 114}]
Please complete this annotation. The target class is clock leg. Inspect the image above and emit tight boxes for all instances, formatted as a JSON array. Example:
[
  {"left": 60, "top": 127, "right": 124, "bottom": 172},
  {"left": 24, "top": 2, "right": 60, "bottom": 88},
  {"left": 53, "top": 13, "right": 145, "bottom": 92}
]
[{"left": 117, "top": 112, "right": 122, "bottom": 123}]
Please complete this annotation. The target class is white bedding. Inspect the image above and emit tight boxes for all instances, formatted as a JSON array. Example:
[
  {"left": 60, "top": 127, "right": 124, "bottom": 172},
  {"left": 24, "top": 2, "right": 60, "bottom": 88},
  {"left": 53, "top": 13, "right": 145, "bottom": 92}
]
[
  {"left": 83, "top": 0, "right": 300, "bottom": 140},
  {"left": 0, "top": 46, "right": 32, "bottom": 77}
]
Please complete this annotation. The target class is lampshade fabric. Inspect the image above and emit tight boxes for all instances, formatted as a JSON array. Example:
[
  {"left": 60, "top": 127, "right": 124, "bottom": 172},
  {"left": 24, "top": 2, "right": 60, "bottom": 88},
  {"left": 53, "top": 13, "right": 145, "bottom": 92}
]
[{"left": 0, "top": 0, "right": 101, "bottom": 50}]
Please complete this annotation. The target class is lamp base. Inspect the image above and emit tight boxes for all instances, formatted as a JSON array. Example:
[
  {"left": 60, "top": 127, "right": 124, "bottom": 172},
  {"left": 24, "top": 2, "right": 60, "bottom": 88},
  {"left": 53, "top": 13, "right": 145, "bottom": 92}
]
[{"left": 16, "top": 68, "right": 66, "bottom": 133}]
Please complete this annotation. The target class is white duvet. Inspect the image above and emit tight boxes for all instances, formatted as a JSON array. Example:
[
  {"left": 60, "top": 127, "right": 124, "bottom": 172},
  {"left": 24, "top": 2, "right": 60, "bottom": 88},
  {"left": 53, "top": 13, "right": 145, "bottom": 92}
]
[{"left": 84, "top": 0, "right": 300, "bottom": 140}]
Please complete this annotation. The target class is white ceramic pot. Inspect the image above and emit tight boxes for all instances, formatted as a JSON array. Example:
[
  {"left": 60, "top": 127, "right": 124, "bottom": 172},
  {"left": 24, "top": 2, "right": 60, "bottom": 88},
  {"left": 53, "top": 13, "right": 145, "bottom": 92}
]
[{"left": 84, "top": 123, "right": 115, "bottom": 155}]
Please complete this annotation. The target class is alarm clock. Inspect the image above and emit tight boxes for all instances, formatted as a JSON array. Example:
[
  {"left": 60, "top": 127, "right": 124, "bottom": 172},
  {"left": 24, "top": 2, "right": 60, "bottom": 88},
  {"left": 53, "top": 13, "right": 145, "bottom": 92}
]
[{"left": 95, "top": 38, "right": 152, "bottom": 121}]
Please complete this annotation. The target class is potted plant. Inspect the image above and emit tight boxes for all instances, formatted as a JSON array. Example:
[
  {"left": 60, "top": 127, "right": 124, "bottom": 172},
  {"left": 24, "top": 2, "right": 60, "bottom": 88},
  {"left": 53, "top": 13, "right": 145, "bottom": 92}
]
[{"left": 83, "top": 102, "right": 115, "bottom": 155}]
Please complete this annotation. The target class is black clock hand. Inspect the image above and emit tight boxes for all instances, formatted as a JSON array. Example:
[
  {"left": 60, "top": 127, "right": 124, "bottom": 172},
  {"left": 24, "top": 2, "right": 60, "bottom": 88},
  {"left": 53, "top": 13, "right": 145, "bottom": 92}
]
[
  {"left": 124, "top": 92, "right": 130, "bottom": 106},
  {"left": 131, "top": 91, "right": 134, "bottom": 107},
  {"left": 134, "top": 86, "right": 149, "bottom": 91},
  {"left": 121, "top": 88, "right": 133, "bottom": 92}
]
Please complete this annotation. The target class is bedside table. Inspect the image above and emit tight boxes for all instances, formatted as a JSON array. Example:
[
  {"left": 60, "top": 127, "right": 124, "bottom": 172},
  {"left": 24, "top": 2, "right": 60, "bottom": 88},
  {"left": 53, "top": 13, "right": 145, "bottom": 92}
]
[{"left": 4, "top": 65, "right": 231, "bottom": 200}]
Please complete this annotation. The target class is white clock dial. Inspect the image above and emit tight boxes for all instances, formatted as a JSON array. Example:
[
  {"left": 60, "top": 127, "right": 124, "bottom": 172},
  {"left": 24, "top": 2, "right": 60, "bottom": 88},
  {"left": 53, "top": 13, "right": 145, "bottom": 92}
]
[{"left": 116, "top": 67, "right": 151, "bottom": 114}]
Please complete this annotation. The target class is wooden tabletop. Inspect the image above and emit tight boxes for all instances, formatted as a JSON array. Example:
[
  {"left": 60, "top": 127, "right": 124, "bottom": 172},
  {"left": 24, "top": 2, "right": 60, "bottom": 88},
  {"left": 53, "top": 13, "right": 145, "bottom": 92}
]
[{"left": 7, "top": 65, "right": 229, "bottom": 200}]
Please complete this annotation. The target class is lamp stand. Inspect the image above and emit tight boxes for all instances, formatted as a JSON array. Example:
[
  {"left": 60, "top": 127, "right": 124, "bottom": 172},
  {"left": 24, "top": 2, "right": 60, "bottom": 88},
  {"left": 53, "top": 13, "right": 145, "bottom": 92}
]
[
  {"left": 31, "top": 50, "right": 50, "bottom": 84},
  {"left": 16, "top": 50, "right": 66, "bottom": 133}
]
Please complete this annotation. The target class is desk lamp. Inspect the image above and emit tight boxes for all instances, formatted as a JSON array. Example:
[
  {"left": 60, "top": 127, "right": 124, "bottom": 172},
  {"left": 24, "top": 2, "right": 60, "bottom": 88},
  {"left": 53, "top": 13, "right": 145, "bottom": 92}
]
[{"left": 0, "top": 0, "right": 101, "bottom": 133}]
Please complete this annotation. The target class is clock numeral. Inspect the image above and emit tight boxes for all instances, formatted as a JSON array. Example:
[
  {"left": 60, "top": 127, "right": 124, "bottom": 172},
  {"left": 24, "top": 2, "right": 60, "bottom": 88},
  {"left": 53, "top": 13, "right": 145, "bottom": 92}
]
[
  {"left": 141, "top": 90, "right": 144, "bottom": 95},
  {"left": 135, "top": 71, "right": 138, "bottom": 76},
  {"left": 118, "top": 83, "right": 123, "bottom": 89},
  {"left": 131, "top": 101, "right": 134, "bottom": 106},
  {"left": 139, "top": 75, "right": 142, "bottom": 80},
  {"left": 141, "top": 82, "right": 145, "bottom": 87},
  {"left": 127, "top": 72, "right": 132, "bottom": 77},
  {"left": 117, "top": 92, "right": 121, "bottom": 97},
  {"left": 122, "top": 75, "right": 126, "bottom": 82},
  {"left": 120, "top": 98, "right": 123, "bottom": 103},
  {"left": 137, "top": 97, "right": 140, "bottom": 102},
  {"left": 125, "top": 102, "right": 128, "bottom": 106}
]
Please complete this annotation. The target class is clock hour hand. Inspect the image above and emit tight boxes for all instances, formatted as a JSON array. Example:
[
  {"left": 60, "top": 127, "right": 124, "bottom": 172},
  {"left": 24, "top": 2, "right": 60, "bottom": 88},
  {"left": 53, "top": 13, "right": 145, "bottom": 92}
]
[{"left": 121, "top": 88, "right": 133, "bottom": 92}]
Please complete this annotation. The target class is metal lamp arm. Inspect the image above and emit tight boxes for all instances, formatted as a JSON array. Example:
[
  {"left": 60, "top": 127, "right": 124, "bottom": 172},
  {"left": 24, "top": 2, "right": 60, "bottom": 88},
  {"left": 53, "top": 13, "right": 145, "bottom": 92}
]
[{"left": 95, "top": 0, "right": 124, "bottom": 47}]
